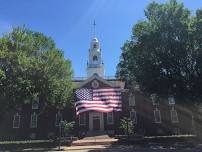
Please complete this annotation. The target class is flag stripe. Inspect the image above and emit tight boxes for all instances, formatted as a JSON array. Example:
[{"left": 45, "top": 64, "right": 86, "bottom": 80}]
[
  {"left": 76, "top": 104, "right": 122, "bottom": 109},
  {"left": 93, "top": 88, "right": 121, "bottom": 92},
  {"left": 76, "top": 107, "right": 122, "bottom": 115},
  {"left": 75, "top": 100, "right": 122, "bottom": 105}
]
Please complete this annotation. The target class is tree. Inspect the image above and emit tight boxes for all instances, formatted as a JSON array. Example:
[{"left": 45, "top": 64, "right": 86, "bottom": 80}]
[
  {"left": 116, "top": 0, "right": 202, "bottom": 104},
  {"left": 0, "top": 26, "right": 73, "bottom": 113}
]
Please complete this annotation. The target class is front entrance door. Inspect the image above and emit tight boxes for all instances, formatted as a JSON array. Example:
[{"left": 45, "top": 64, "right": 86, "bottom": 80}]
[
  {"left": 93, "top": 116, "right": 100, "bottom": 130},
  {"left": 89, "top": 112, "right": 104, "bottom": 131}
]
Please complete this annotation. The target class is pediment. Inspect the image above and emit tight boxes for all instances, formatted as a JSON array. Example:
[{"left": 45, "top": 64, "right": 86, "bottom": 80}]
[{"left": 78, "top": 75, "right": 118, "bottom": 89}]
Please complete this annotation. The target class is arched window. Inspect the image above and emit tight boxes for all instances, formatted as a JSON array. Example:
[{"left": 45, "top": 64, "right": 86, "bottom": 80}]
[
  {"left": 93, "top": 43, "right": 97, "bottom": 48},
  {"left": 93, "top": 55, "right": 98, "bottom": 61}
]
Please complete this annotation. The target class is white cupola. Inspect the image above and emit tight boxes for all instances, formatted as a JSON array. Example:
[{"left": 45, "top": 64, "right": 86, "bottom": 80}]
[{"left": 87, "top": 37, "right": 105, "bottom": 77}]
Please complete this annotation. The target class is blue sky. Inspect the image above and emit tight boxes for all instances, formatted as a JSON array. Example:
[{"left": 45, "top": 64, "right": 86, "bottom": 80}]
[{"left": 0, "top": 0, "right": 202, "bottom": 77}]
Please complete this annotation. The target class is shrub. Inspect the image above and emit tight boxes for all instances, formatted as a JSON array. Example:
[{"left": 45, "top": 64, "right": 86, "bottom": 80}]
[
  {"left": 119, "top": 117, "right": 135, "bottom": 135},
  {"left": 63, "top": 121, "right": 75, "bottom": 136}
]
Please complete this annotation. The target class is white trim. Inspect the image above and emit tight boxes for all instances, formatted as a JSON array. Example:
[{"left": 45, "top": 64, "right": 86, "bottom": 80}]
[
  {"left": 79, "top": 75, "right": 115, "bottom": 88},
  {"left": 79, "top": 113, "right": 86, "bottom": 125},
  {"left": 13, "top": 113, "right": 21, "bottom": 128},
  {"left": 30, "top": 112, "right": 37, "bottom": 128},
  {"left": 130, "top": 109, "right": 137, "bottom": 124},
  {"left": 107, "top": 112, "right": 114, "bottom": 124},
  {"left": 154, "top": 108, "right": 161, "bottom": 123},
  {"left": 129, "top": 94, "right": 135, "bottom": 106},
  {"left": 170, "top": 108, "right": 179, "bottom": 123}
]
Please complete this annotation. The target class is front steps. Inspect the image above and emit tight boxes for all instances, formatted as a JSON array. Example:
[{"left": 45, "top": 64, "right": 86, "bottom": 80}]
[
  {"left": 72, "top": 132, "right": 118, "bottom": 146},
  {"left": 85, "top": 131, "right": 108, "bottom": 138}
]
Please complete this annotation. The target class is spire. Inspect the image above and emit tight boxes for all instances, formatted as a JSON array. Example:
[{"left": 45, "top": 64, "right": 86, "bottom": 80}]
[{"left": 93, "top": 20, "right": 96, "bottom": 37}]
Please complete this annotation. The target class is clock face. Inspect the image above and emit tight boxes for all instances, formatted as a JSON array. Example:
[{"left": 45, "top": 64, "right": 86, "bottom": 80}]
[{"left": 92, "top": 80, "right": 99, "bottom": 89}]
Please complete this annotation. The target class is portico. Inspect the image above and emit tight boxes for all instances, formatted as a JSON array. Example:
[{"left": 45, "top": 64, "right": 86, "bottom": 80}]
[{"left": 89, "top": 112, "right": 104, "bottom": 131}]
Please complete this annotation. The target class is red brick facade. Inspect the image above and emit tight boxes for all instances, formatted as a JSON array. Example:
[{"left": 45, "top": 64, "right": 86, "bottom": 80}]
[{"left": 0, "top": 75, "right": 196, "bottom": 140}]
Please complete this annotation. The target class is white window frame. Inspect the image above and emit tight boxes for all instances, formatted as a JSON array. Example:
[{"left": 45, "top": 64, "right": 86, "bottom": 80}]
[
  {"left": 79, "top": 113, "right": 86, "bottom": 125},
  {"left": 168, "top": 95, "right": 175, "bottom": 105},
  {"left": 30, "top": 112, "right": 38, "bottom": 128},
  {"left": 154, "top": 108, "right": 161, "bottom": 123},
  {"left": 32, "top": 99, "right": 39, "bottom": 110},
  {"left": 129, "top": 94, "right": 135, "bottom": 106},
  {"left": 151, "top": 94, "right": 159, "bottom": 105},
  {"left": 130, "top": 109, "right": 137, "bottom": 124},
  {"left": 13, "top": 113, "right": 21, "bottom": 128},
  {"left": 55, "top": 111, "right": 63, "bottom": 127},
  {"left": 170, "top": 108, "right": 179, "bottom": 123},
  {"left": 107, "top": 112, "right": 114, "bottom": 124}
]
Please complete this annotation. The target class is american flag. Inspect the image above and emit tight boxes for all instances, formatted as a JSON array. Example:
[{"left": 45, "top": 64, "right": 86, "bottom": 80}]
[{"left": 74, "top": 88, "right": 122, "bottom": 115}]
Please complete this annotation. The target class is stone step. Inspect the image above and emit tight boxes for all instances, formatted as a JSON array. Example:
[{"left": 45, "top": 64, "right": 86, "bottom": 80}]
[{"left": 72, "top": 138, "right": 118, "bottom": 146}]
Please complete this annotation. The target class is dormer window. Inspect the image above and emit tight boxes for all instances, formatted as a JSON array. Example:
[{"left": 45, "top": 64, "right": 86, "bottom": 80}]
[{"left": 93, "top": 55, "right": 98, "bottom": 61}]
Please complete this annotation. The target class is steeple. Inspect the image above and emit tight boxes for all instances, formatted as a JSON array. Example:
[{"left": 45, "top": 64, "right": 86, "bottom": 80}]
[
  {"left": 86, "top": 21, "right": 105, "bottom": 78},
  {"left": 93, "top": 20, "right": 96, "bottom": 37}
]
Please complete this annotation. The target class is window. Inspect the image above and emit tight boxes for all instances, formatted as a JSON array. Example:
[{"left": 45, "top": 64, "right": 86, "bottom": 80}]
[
  {"left": 170, "top": 108, "right": 179, "bottom": 123},
  {"left": 107, "top": 112, "right": 114, "bottom": 124},
  {"left": 129, "top": 94, "right": 135, "bottom": 106},
  {"left": 168, "top": 95, "right": 175, "bottom": 105},
  {"left": 79, "top": 113, "right": 86, "bottom": 125},
  {"left": 151, "top": 94, "right": 159, "bottom": 105},
  {"left": 130, "top": 109, "right": 137, "bottom": 124},
  {"left": 93, "top": 55, "right": 98, "bottom": 61},
  {"left": 30, "top": 112, "right": 37, "bottom": 128},
  {"left": 154, "top": 108, "right": 161, "bottom": 123},
  {"left": 32, "top": 100, "right": 39, "bottom": 109},
  {"left": 13, "top": 113, "right": 21, "bottom": 128},
  {"left": 55, "top": 111, "right": 63, "bottom": 126},
  {"left": 93, "top": 43, "right": 97, "bottom": 48}
]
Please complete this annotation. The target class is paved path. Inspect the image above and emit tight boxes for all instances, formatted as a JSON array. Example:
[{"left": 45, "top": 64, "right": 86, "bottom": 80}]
[{"left": 53, "top": 146, "right": 202, "bottom": 152}]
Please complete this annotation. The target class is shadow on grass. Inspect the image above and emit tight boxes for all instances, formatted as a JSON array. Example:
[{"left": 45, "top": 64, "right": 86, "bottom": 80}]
[
  {"left": 1, "top": 135, "right": 202, "bottom": 152},
  {"left": 0, "top": 140, "right": 64, "bottom": 152},
  {"left": 87, "top": 135, "right": 202, "bottom": 152}
]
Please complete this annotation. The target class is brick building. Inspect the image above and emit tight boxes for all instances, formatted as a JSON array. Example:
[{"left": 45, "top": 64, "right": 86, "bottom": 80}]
[{"left": 0, "top": 36, "right": 195, "bottom": 140}]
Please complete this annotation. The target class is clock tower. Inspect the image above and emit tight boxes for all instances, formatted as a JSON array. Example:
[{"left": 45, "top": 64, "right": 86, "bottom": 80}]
[{"left": 86, "top": 37, "right": 105, "bottom": 77}]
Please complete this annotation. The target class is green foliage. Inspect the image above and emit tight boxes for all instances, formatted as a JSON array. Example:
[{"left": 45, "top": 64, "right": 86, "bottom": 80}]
[
  {"left": 119, "top": 117, "right": 135, "bottom": 135},
  {"left": 63, "top": 121, "right": 75, "bottom": 136},
  {"left": 116, "top": 0, "right": 202, "bottom": 103},
  {"left": 0, "top": 26, "right": 73, "bottom": 112}
]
